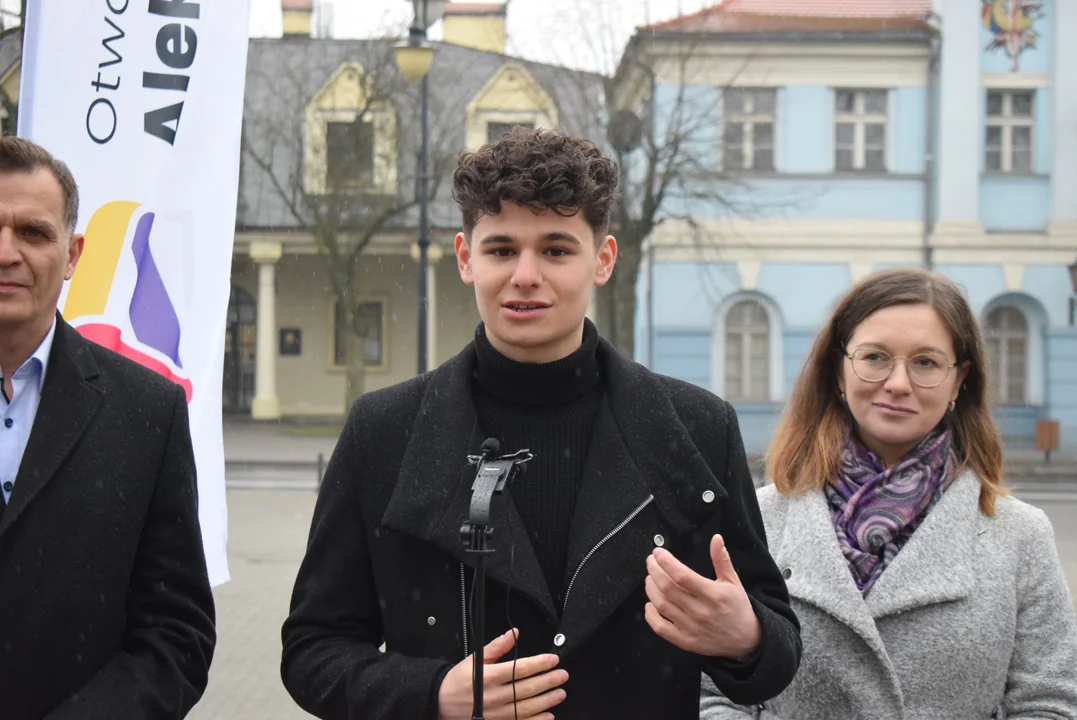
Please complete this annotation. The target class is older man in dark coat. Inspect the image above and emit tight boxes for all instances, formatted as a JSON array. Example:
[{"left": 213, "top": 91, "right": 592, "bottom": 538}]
[{"left": 0, "top": 137, "right": 215, "bottom": 718}]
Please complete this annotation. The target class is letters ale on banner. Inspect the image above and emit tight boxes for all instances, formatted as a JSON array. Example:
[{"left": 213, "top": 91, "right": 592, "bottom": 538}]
[{"left": 18, "top": 0, "right": 254, "bottom": 586}]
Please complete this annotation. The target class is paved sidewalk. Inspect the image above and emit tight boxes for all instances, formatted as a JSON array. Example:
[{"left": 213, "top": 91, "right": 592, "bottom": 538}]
[
  {"left": 224, "top": 420, "right": 340, "bottom": 464},
  {"left": 223, "top": 419, "right": 1077, "bottom": 474},
  {"left": 188, "top": 490, "right": 317, "bottom": 720}
]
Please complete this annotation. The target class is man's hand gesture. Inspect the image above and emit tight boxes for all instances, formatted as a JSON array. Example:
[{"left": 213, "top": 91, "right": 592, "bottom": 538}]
[{"left": 644, "top": 534, "right": 762, "bottom": 660}]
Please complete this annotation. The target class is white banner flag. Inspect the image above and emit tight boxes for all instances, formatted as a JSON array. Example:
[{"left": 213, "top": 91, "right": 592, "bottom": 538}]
[{"left": 18, "top": 0, "right": 253, "bottom": 586}]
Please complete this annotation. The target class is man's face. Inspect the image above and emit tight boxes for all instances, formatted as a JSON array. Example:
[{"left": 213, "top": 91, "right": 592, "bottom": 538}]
[
  {"left": 0, "top": 169, "right": 82, "bottom": 334},
  {"left": 455, "top": 201, "right": 617, "bottom": 363}
]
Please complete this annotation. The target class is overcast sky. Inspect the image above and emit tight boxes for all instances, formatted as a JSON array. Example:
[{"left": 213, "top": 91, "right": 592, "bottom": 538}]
[
  {"left": 0, "top": 0, "right": 713, "bottom": 75},
  {"left": 248, "top": 0, "right": 714, "bottom": 74}
]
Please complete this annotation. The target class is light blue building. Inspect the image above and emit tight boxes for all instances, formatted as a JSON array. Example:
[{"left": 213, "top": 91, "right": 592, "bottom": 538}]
[{"left": 618, "top": 0, "right": 1077, "bottom": 454}]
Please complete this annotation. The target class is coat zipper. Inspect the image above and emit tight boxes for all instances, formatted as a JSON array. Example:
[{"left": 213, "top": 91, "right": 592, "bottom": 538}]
[
  {"left": 562, "top": 495, "right": 654, "bottom": 613},
  {"left": 459, "top": 494, "right": 655, "bottom": 655},
  {"left": 459, "top": 562, "right": 469, "bottom": 657}
]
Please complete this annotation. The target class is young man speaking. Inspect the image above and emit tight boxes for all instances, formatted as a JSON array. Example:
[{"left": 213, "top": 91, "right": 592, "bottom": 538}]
[{"left": 281, "top": 128, "right": 800, "bottom": 719}]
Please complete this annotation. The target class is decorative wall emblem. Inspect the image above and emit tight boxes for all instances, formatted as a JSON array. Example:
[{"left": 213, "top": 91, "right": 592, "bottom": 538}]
[{"left": 982, "top": 1, "right": 1046, "bottom": 71}]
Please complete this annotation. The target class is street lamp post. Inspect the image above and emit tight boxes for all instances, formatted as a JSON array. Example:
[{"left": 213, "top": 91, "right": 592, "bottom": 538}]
[{"left": 395, "top": 0, "right": 443, "bottom": 374}]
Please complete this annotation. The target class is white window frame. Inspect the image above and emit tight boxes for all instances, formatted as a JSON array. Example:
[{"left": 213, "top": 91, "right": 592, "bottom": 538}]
[
  {"left": 833, "top": 89, "right": 889, "bottom": 172},
  {"left": 985, "top": 90, "right": 1035, "bottom": 174},
  {"left": 724, "top": 300, "right": 770, "bottom": 401},
  {"left": 711, "top": 293, "right": 784, "bottom": 402},
  {"left": 723, "top": 88, "right": 776, "bottom": 172},
  {"left": 985, "top": 306, "right": 1028, "bottom": 406}
]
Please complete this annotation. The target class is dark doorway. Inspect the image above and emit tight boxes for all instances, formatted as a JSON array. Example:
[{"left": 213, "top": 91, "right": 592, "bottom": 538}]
[{"left": 223, "top": 285, "right": 256, "bottom": 414}]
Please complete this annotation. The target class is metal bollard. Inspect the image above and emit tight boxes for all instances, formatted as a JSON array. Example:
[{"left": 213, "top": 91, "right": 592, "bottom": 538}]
[{"left": 316, "top": 452, "right": 325, "bottom": 488}]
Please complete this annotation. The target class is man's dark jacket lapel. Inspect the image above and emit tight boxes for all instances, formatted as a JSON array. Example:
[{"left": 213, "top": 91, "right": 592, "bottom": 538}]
[{"left": 0, "top": 318, "right": 103, "bottom": 541}]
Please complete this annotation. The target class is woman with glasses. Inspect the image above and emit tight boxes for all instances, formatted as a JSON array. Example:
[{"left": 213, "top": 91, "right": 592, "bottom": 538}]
[{"left": 701, "top": 268, "right": 1077, "bottom": 719}]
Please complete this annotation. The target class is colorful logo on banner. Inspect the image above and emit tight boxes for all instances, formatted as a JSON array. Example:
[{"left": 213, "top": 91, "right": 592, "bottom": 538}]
[
  {"left": 982, "top": 0, "right": 1045, "bottom": 71},
  {"left": 63, "top": 201, "right": 193, "bottom": 401}
]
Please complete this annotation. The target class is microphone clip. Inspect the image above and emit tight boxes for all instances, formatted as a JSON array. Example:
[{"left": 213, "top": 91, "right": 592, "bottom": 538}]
[
  {"left": 459, "top": 440, "right": 532, "bottom": 720},
  {"left": 460, "top": 442, "right": 533, "bottom": 550}
]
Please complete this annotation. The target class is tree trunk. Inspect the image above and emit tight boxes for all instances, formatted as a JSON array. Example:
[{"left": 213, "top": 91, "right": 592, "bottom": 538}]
[
  {"left": 344, "top": 322, "right": 366, "bottom": 411},
  {"left": 595, "top": 239, "right": 642, "bottom": 360}
]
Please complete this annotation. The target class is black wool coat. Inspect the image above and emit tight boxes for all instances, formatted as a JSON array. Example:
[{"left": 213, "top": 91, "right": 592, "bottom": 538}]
[
  {"left": 281, "top": 338, "right": 801, "bottom": 719},
  {"left": 0, "top": 316, "right": 216, "bottom": 719}
]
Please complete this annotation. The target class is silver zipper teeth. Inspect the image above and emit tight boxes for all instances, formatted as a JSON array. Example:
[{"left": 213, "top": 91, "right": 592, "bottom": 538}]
[
  {"left": 459, "top": 563, "right": 469, "bottom": 657},
  {"left": 562, "top": 495, "right": 655, "bottom": 612}
]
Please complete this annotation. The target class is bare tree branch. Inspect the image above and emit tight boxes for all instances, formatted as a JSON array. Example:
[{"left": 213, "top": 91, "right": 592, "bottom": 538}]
[
  {"left": 241, "top": 38, "right": 469, "bottom": 404},
  {"left": 533, "top": 16, "right": 819, "bottom": 358}
]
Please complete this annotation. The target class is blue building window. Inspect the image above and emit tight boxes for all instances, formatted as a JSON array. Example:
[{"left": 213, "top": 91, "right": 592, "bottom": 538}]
[
  {"left": 723, "top": 88, "right": 776, "bottom": 172},
  {"left": 985, "top": 90, "right": 1034, "bottom": 174},
  {"left": 834, "top": 89, "right": 888, "bottom": 172},
  {"left": 724, "top": 300, "right": 770, "bottom": 401},
  {"left": 985, "top": 306, "right": 1028, "bottom": 405}
]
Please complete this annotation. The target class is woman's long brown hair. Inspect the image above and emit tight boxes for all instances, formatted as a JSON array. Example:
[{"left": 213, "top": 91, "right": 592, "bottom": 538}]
[{"left": 765, "top": 267, "right": 1007, "bottom": 515}]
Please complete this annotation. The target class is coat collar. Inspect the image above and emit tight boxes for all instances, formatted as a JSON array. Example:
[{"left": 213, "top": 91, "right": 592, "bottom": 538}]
[
  {"left": 777, "top": 470, "right": 981, "bottom": 623},
  {"left": 379, "top": 336, "right": 727, "bottom": 642},
  {"left": 864, "top": 470, "right": 980, "bottom": 619},
  {"left": 0, "top": 315, "right": 103, "bottom": 539},
  {"left": 774, "top": 469, "right": 982, "bottom": 704},
  {"left": 379, "top": 343, "right": 556, "bottom": 617},
  {"left": 776, "top": 485, "right": 891, "bottom": 658}
]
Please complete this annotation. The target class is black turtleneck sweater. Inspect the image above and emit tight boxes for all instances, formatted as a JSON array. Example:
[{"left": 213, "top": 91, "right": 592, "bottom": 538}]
[{"left": 471, "top": 320, "right": 604, "bottom": 608}]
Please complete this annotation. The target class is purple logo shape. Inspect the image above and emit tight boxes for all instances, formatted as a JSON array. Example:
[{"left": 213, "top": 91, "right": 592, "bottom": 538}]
[{"left": 128, "top": 212, "right": 183, "bottom": 368}]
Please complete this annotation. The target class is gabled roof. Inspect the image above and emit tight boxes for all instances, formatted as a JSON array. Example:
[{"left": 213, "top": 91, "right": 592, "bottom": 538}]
[
  {"left": 238, "top": 38, "right": 605, "bottom": 231},
  {"left": 648, "top": 0, "right": 933, "bottom": 33}
]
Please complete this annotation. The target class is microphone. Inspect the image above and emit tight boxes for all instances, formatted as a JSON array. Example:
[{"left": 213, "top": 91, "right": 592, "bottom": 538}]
[
  {"left": 461, "top": 437, "right": 530, "bottom": 720},
  {"left": 480, "top": 438, "right": 501, "bottom": 461}
]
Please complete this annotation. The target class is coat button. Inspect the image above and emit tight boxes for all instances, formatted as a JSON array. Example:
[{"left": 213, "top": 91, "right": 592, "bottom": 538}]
[
  {"left": 702, "top": 490, "right": 715, "bottom": 503},
  {"left": 782, "top": 567, "right": 792, "bottom": 580},
  {"left": 553, "top": 633, "right": 566, "bottom": 647},
  {"left": 426, "top": 616, "right": 436, "bottom": 626},
  {"left": 653, "top": 534, "right": 665, "bottom": 547}
]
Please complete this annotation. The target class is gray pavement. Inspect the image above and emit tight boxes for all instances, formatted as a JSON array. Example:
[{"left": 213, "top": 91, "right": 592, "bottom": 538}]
[
  {"left": 187, "top": 485, "right": 1077, "bottom": 720},
  {"left": 222, "top": 420, "right": 1077, "bottom": 471},
  {"left": 1031, "top": 498, "right": 1077, "bottom": 595},
  {"left": 188, "top": 490, "right": 317, "bottom": 720},
  {"left": 224, "top": 421, "right": 340, "bottom": 465}
]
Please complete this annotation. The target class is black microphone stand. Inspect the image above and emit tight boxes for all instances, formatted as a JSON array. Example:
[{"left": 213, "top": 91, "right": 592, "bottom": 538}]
[{"left": 461, "top": 439, "right": 532, "bottom": 720}]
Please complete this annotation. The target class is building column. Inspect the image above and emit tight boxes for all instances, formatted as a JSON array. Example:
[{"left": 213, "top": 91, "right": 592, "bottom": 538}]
[
  {"left": 1048, "top": 0, "right": 1077, "bottom": 238},
  {"left": 411, "top": 242, "right": 444, "bottom": 368},
  {"left": 250, "top": 241, "right": 282, "bottom": 420},
  {"left": 934, "top": 0, "right": 984, "bottom": 237}
]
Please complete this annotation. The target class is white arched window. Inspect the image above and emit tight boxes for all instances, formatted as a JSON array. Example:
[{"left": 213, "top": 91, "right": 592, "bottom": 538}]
[
  {"left": 712, "top": 293, "right": 784, "bottom": 402},
  {"left": 985, "top": 306, "right": 1028, "bottom": 405},
  {"left": 723, "top": 300, "right": 770, "bottom": 401}
]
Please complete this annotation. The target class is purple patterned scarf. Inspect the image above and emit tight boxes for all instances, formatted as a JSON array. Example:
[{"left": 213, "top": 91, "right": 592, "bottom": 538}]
[{"left": 824, "top": 424, "right": 959, "bottom": 595}]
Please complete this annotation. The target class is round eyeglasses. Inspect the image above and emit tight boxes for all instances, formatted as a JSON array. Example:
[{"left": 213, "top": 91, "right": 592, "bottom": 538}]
[{"left": 844, "top": 348, "right": 958, "bottom": 388}]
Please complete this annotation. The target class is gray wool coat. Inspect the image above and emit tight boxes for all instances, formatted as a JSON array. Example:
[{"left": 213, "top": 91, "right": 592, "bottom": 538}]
[{"left": 700, "top": 471, "right": 1077, "bottom": 719}]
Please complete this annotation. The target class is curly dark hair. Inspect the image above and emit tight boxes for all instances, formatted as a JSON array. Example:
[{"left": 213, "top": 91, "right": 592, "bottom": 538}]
[{"left": 451, "top": 126, "right": 619, "bottom": 239}]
